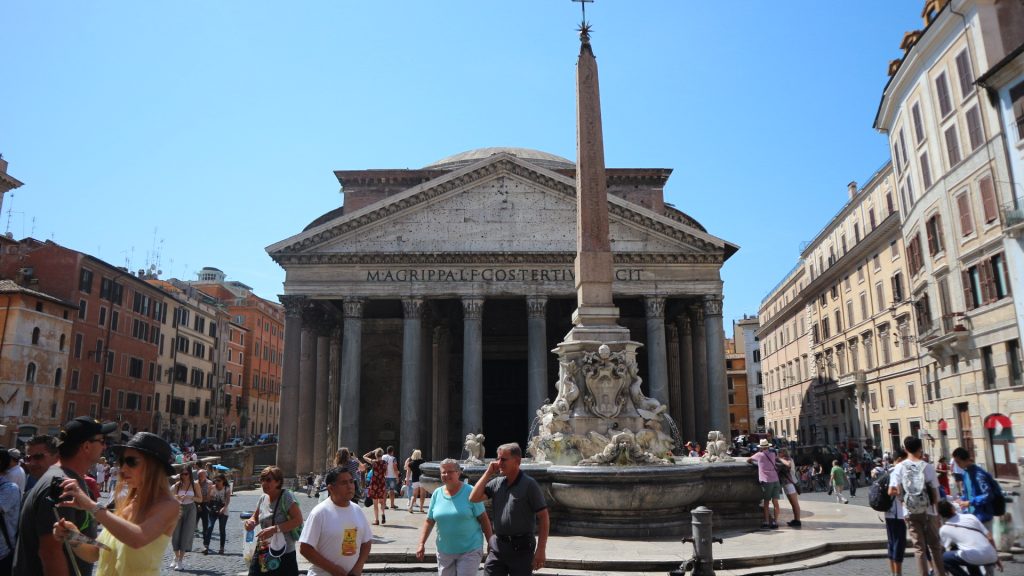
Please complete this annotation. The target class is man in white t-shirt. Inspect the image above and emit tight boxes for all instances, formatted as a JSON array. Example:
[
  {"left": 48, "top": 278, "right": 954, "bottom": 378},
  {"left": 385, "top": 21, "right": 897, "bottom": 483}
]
[
  {"left": 299, "top": 467, "right": 373, "bottom": 576},
  {"left": 937, "top": 499, "right": 1000, "bottom": 576},
  {"left": 381, "top": 446, "right": 399, "bottom": 510},
  {"left": 889, "top": 435, "right": 946, "bottom": 576}
]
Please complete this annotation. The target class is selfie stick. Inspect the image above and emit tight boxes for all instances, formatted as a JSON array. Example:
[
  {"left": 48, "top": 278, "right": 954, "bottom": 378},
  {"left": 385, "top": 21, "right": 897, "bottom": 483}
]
[{"left": 52, "top": 508, "right": 84, "bottom": 576}]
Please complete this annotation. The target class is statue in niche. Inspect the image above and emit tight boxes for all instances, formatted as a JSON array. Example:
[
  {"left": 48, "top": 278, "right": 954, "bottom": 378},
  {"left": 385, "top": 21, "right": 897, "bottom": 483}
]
[
  {"left": 701, "top": 430, "right": 733, "bottom": 463},
  {"left": 463, "top": 433, "right": 486, "bottom": 465}
]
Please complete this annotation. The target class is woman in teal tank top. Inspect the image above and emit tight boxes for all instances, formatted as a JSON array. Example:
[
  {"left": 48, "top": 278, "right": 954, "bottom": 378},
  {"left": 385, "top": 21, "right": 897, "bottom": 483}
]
[{"left": 53, "top": 432, "right": 181, "bottom": 576}]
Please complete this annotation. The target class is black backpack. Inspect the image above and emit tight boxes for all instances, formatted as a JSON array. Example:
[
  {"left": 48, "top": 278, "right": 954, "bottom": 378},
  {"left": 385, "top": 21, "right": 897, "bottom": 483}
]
[{"left": 869, "top": 471, "right": 893, "bottom": 512}]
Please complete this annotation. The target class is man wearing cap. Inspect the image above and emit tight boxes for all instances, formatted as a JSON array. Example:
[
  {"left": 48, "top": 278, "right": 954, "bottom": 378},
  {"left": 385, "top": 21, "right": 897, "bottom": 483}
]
[
  {"left": 3, "top": 449, "right": 26, "bottom": 495},
  {"left": 747, "top": 438, "right": 782, "bottom": 529},
  {"left": 13, "top": 416, "right": 115, "bottom": 576}
]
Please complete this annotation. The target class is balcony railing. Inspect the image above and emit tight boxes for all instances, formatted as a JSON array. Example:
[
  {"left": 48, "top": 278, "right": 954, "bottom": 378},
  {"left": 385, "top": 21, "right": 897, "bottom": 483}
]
[
  {"left": 837, "top": 370, "right": 866, "bottom": 389},
  {"left": 1001, "top": 197, "right": 1024, "bottom": 237}
]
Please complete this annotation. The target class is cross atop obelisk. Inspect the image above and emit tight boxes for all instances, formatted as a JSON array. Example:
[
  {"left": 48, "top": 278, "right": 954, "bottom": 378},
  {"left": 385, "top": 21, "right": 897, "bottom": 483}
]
[{"left": 570, "top": 0, "right": 621, "bottom": 333}]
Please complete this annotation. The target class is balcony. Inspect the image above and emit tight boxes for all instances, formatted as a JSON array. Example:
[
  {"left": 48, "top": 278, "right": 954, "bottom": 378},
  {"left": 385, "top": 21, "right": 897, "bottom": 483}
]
[
  {"left": 918, "top": 314, "right": 970, "bottom": 360},
  {"left": 837, "top": 370, "right": 866, "bottom": 390},
  {"left": 1001, "top": 197, "right": 1024, "bottom": 238}
]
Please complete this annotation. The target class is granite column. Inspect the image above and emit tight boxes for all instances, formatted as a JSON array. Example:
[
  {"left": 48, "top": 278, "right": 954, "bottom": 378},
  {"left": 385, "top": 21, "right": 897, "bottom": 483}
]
[
  {"left": 326, "top": 326, "right": 341, "bottom": 464},
  {"left": 691, "top": 305, "right": 708, "bottom": 440},
  {"left": 644, "top": 297, "right": 669, "bottom": 407},
  {"left": 401, "top": 298, "right": 424, "bottom": 461},
  {"left": 339, "top": 299, "right": 364, "bottom": 454},
  {"left": 461, "top": 297, "right": 484, "bottom": 440},
  {"left": 666, "top": 324, "right": 682, "bottom": 427},
  {"left": 703, "top": 295, "right": 729, "bottom": 441},
  {"left": 313, "top": 331, "right": 330, "bottom": 471},
  {"left": 678, "top": 312, "right": 696, "bottom": 443},
  {"left": 297, "top": 324, "right": 316, "bottom": 475},
  {"left": 277, "top": 296, "right": 305, "bottom": 477},
  {"left": 526, "top": 296, "right": 548, "bottom": 423}
]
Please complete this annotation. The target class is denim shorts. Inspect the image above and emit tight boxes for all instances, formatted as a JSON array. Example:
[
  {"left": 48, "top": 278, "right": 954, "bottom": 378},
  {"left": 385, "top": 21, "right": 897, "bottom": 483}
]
[{"left": 385, "top": 478, "right": 399, "bottom": 492}]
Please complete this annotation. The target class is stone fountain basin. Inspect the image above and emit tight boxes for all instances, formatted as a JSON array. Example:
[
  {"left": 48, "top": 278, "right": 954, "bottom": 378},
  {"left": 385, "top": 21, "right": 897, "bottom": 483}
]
[{"left": 420, "top": 460, "right": 763, "bottom": 537}]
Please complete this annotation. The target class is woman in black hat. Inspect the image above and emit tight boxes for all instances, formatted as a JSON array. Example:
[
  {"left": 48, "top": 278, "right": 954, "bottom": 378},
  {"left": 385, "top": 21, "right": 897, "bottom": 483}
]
[{"left": 52, "top": 432, "right": 180, "bottom": 576}]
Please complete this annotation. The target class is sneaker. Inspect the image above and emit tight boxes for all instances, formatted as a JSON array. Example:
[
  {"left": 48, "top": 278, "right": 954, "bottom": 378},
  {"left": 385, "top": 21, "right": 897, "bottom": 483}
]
[
  {"left": 769, "top": 522, "right": 778, "bottom": 529},
  {"left": 179, "top": 558, "right": 186, "bottom": 570},
  {"left": 760, "top": 522, "right": 770, "bottom": 529},
  {"left": 787, "top": 519, "right": 802, "bottom": 527}
]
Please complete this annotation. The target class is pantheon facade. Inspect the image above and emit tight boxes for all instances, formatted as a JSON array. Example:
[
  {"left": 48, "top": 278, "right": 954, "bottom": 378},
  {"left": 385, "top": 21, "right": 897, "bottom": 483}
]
[{"left": 268, "top": 148, "right": 738, "bottom": 475}]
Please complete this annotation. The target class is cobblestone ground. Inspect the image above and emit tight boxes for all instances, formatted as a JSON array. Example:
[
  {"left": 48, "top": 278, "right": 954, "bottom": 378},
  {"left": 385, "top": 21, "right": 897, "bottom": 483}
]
[{"left": 141, "top": 484, "right": 1024, "bottom": 575}]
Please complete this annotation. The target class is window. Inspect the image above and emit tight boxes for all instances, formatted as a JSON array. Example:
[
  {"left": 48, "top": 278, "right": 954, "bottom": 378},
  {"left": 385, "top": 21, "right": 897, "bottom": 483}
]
[
  {"left": 936, "top": 71, "right": 953, "bottom": 117},
  {"left": 846, "top": 301, "right": 854, "bottom": 325},
  {"left": 74, "top": 333, "right": 83, "bottom": 359},
  {"left": 908, "top": 382, "right": 917, "bottom": 406},
  {"left": 955, "top": 49, "right": 974, "bottom": 98},
  {"left": 915, "top": 292, "right": 933, "bottom": 333},
  {"left": 898, "top": 129, "right": 909, "bottom": 169},
  {"left": 835, "top": 309, "right": 842, "bottom": 332},
  {"left": 873, "top": 253, "right": 881, "bottom": 271},
  {"left": 1011, "top": 81, "right": 1024, "bottom": 140},
  {"left": 920, "top": 152, "right": 933, "bottom": 189},
  {"left": 860, "top": 292, "right": 869, "bottom": 321},
  {"left": 128, "top": 357, "right": 143, "bottom": 379},
  {"left": 822, "top": 318, "right": 831, "bottom": 339},
  {"left": 891, "top": 240, "right": 900, "bottom": 259},
  {"left": 54, "top": 368, "right": 62, "bottom": 387},
  {"left": 78, "top": 299, "right": 87, "bottom": 320},
  {"left": 869, "top": 208, "right": 877, "bottom": 229},
  {"left": 880, "top": 329, "right": 892, "bottom": 364},
  {"left": 912, "top": 102, "right": 925, "bottom": 143},
  {"left": 888, "top": 387, "right": 897, "bottom": 409},
  {"left": 966, "top": 105, "right": 984, "bottom": 150},
  {"left": 67, "top": 401, "right": 76, "bottom": 422},
  {"left": 31, "top": 327, "right": 40, "bottom": 345},
  {"left": 982, "top": 346, "right": 996, "bottom": 390},
  {"left": 875, "top": 282, "right": 886, "bottom": 310},
  {"left": 70, "top": 370, "right": 79, "bottom": 390},
  {"left": 978, "top": 175, "right": 998, "bottom": 224},
  {"left": 945, "top": 125, "right": 961, "bottom": 166},
  {"left": 870, "top": 390, "right": 878, "bottom": 411},
  {"left": 1008, "top": 340, "right": 1022, "bottom": 387},
  {"left": 886, "top": 192, "right": 895, "bottom": 215},
  {"left": 957, "top": 192, "right": 975, "bottom": 236},
  {"left": 963, "top": 253, "right": 1012, "bottom": 309},
  {"left": 857, "top": 265, "right": 864, "bottom": 282},
  {"left": 59, "top": 334, "right": 65, "bottom": 351},
  {"left": 26, "top": 362, "right": 37, "bottom": 383},
  {"left": 111, "top": 311, "right": 119, "bottom": 331},
  {"left": 79, "top": 268, "right": 94, "bottom": 293},
  {"left": 98, "top": 306, "right": 107, "bottom": 327},
  {"left": 907, "top": 234, "right": 924, "bottom": 274},
  {"left": 926, "top": 214, "right": 944, "bottom": 256}
]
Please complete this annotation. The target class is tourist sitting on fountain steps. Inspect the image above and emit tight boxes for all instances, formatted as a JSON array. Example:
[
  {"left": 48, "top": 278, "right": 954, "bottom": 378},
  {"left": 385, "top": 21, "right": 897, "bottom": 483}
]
[{"left": 469, "top": 443, "right": 549, "bottom": 576}]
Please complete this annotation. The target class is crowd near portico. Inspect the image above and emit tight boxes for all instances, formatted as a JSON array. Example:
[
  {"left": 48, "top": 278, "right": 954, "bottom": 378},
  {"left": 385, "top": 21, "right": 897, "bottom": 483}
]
[{"left": 267, "top": 148, "right": 738, "bottom": 475}]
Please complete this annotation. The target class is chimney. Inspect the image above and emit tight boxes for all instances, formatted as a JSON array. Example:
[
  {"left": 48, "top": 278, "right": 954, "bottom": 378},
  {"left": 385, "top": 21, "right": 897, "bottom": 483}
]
[{"left": 847, "top": 181, "right": 858, "bottom": 200}]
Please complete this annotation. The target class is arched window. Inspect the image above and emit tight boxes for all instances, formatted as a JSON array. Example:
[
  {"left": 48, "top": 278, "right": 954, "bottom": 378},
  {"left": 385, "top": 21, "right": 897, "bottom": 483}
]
[
  {"left": 26, "top": 363, "right": 37, "bottom": 383},
  {"left": 54, "top": 368, "right": 63, "bottom": 388},
  {"left": 59, "top": 334, "right": 66, "bottom": 351},
  {"left": 32, "top": 327, "right": 41, "bottom": 345}
]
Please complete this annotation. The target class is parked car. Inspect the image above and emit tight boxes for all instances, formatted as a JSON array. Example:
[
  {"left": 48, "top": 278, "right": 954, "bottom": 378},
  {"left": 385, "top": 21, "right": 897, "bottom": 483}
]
[
  {"left": 223, "top": 437, "right": 244, "bottom": 449},
  {"left": 256, "top": 433, "right": 277, "bottom": 445},
  {"left": 197, "top": 437, "right": 220, "bottom": 451}
]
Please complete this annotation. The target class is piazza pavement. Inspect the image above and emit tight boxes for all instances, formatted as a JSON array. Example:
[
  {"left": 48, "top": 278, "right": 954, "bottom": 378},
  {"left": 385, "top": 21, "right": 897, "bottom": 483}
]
[{"left": 136, "top": 484, "right": 1024, "bottom": 575}]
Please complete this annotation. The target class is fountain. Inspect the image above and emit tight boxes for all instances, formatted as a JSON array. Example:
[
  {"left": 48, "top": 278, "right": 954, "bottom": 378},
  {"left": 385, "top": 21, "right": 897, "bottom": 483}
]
[{"left": 423, "top": 11, "right": 762, "bottom": 537}]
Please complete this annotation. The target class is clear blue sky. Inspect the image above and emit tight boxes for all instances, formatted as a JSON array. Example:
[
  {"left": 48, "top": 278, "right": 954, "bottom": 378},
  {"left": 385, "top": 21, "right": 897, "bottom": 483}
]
[{"left": 2, "top": 1, "right": 923, "bottom": 330}]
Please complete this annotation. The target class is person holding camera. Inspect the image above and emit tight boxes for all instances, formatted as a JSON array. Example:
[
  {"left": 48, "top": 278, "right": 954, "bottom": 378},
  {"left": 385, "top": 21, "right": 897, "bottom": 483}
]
[
  {"left": 13, "top": 416, "right": 116, "bottom": 576},
  {"left": 51, "top": 432, "right": 180, "bottom": 576}
]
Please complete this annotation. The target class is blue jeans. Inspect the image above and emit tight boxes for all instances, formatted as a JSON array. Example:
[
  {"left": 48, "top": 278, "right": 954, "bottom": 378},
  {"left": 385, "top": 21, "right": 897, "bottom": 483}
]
[{"left": 943, "top": 550, "right": 985, "bottom": 576}]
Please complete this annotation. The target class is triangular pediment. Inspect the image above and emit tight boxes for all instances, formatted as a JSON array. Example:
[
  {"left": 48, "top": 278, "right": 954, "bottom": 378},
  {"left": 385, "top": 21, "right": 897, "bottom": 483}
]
[{"left": 267, "top": 153, "right": 734, "bottom": 265}]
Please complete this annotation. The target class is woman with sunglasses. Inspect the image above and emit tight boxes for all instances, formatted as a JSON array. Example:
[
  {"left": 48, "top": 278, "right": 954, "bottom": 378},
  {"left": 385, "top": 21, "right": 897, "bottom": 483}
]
[
  {"left": 242, "top": 466, "right": 303, "bottom": 576},
  {"left": 170, "top": 465, "right": 204, "bottom": 570},
  {"left": 203, "top": 474, "right": 232, "bottom": 554},
  {"left": 52, "top": 432, "right": 179, "bottom": 576}
]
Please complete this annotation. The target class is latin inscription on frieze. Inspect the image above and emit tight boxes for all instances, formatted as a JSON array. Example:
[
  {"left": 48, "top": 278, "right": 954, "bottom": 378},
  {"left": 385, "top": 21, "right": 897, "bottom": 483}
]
[{"left": 366, "top": 268, "right": 643, "bottom": 282}]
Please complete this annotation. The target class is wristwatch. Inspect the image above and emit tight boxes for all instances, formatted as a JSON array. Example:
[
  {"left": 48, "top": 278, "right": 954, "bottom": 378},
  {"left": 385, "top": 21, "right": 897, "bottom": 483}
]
[{"left": 90, "top": 502, "right": 105, "bottom": 517}]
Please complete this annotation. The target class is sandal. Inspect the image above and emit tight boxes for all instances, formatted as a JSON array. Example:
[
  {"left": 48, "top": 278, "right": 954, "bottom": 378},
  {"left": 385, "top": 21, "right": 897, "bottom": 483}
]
[{"left": 372, "top": 521, "right": 380, "bottom": 526}]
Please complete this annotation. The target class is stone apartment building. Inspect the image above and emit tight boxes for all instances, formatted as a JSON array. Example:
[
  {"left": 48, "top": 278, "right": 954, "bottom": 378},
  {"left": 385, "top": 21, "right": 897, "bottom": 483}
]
[
  {"left": 191, "top": 267, "right": 283, "bottom": 439},
  {"left": 874, "top": 0, "right": 1024, "bottom": 477},
  {"left": 0, "top": 279, "right": 76, "bottom": 447},
  {"left": 0, "top": 239, "right": 170, "bottom": 438},
  {"left": 734, "top": 316, "right": 763, "bottom": 433},
  {"left": 725, "top": 328, "right": 751, "bottom": 437}
]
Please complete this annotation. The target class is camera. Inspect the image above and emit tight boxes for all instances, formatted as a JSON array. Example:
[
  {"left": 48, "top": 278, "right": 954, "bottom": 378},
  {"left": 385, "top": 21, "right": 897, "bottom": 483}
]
[{"left": 47, "top": 476, "right": 73, "bottom": 503}]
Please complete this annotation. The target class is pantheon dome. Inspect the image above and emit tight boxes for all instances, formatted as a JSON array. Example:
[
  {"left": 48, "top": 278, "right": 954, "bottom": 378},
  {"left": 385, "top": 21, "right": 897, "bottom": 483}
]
[{"left": 425, "top": 147, "right": 575, "bottom": 171}]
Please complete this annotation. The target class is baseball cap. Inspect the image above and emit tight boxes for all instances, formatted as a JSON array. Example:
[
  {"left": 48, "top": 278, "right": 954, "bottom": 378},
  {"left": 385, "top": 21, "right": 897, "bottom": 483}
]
[
  {"left": 7, "top": 448, "right": 21, "bottom": 461},
  {"left": 57, "top": 416, "right": 117, "bottom": 448}
]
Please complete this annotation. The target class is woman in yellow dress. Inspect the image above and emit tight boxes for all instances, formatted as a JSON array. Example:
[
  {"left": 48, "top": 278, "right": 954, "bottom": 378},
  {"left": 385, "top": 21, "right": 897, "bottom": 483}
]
[{"left": 53, "top": 431, "right": 180, "bottom": 575}]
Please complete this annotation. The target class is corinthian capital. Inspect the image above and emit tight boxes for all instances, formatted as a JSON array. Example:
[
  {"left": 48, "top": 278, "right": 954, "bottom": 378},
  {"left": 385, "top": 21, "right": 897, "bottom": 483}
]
[
  {"left": 280, "top": 295, "right": 307, "bottom": 318},
  {"left": 526, "top": 296, "right": 547, "bottom": 319},
  {"left": 644, "top": 296, "right": 666, "bottom": 319},
  {"left": 403, "top": 297, "right": 424, "bottom": 319},
  {"left": 342, "top": 298, "right": 365, "bottom": 319},
  {"left": 703, "top": 295, "right": 723, "bottom": 317},
  {"left": 462, "top": 297, "right": 484, "bottom": 320}
]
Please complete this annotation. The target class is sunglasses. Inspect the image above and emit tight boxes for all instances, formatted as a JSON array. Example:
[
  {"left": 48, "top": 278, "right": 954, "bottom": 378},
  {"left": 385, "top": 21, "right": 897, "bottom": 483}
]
[{"left": 119, "top": 456, "right": 141, "bottom": 468}]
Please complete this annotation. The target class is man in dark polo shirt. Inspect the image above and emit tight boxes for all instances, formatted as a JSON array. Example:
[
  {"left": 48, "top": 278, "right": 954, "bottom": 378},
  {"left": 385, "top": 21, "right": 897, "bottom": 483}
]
[
  {"left": 469, "top": 442, "right": 548, "bottom": 575},
  {"left": 13, "top": 416, "right": 115, "bottom": 576}
]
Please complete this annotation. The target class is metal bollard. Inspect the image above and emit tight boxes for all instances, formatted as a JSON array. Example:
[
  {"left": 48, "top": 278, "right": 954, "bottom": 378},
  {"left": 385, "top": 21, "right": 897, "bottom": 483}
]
[{"left": 671, "top": 506, "right": 723, "bottom": 576}]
